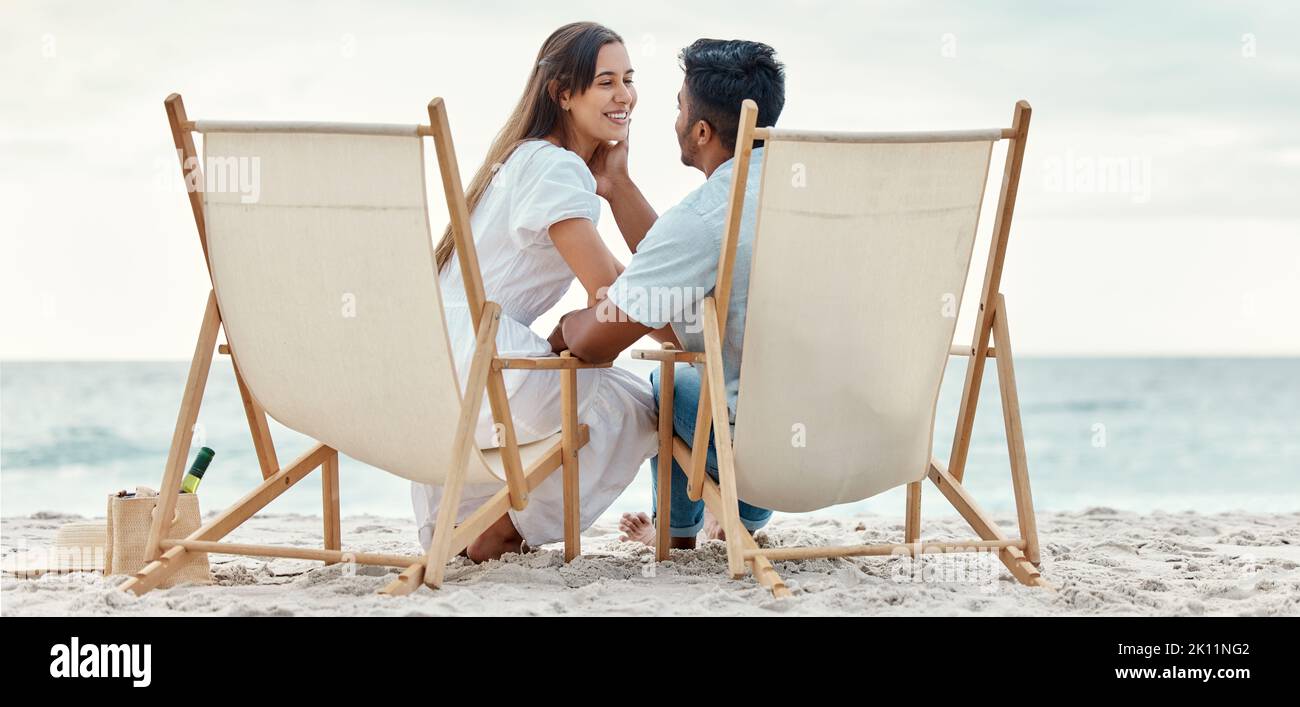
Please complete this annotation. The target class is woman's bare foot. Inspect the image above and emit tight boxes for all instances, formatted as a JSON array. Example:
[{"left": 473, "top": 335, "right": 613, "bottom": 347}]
[
  {"left": 703, "top": 509, "right": 726, "bottom": 541},
  {"left": 465, "top": 513, "right": 526, "bottom": 563},
  {"left": 618, "top": 512, "right": 657, "bottom": 546}
]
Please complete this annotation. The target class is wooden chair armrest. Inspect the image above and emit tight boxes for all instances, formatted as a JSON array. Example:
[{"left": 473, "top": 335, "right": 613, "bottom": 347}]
[
  {"left": 631, "top": 349, "right": 706, "bottom": 364},
  {"left": 493, "top": 356, "right": 612, "bottom": 370}
]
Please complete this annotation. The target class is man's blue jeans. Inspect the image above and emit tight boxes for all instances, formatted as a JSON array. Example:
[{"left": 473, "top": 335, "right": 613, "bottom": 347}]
[{"left": 650, "top": 364, "right": 773, "bottom": 538}]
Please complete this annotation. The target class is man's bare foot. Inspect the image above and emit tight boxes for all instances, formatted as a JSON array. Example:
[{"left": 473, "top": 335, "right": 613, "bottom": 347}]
[
  {"left": 619, "top": 511, "right": 700, "bottom": 550},
  {"left": 618, "top": 512, "right": 657, "bottom": 546},
  {"left": 703, "top": 509, "right": 726, "bottom": 541}
]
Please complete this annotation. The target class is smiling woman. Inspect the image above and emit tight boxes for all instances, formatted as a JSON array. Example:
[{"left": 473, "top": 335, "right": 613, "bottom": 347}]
[
  {"left": 554, "top": 47, "right": 635, "bottom": 148},
  {"left": 411, "top": 21, "right": 660, "bottom": 564},
  {"left": 431, "top": 21, "right": 634, "bottom": 273}
]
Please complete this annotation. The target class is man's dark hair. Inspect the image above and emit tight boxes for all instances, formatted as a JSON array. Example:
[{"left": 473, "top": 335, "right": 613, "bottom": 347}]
[{"left": 678, "top": 38, "right": 785, "bottom": 151}]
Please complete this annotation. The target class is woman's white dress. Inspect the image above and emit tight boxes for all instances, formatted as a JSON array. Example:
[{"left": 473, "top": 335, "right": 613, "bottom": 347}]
[{"left": 411, "top": 139, "right": 659, "bottom": 549}]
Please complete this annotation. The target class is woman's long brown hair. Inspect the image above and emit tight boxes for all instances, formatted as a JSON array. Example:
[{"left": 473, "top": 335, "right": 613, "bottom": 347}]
[{"left": 434, "top": 21, "right": 623, "bottom": 273}]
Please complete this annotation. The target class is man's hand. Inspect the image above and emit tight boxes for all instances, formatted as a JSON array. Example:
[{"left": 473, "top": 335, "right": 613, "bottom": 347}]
[{"left": 590, "top": 133, "right": 631, "bottom": 201}]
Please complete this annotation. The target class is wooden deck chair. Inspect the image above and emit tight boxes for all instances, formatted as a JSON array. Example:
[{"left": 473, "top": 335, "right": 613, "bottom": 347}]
[
  {"left": 633, "top": 99, "right": 1050, "bottom": 597},
  {"left": 118, "top": 94, "right": 603, "bottom": 597}
]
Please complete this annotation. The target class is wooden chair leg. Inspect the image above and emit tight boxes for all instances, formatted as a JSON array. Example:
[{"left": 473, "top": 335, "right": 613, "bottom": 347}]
[
  {"left": 424, "top": 304, "right": 499, "bottom": 588},
  {"left": 379, "top": 563, "right": 425, "bottom": 596},
  {"left": 992, "top": 294, "right": 1041, "bottom": 566},
  {"left": 485, "top": 366, "right": 528, "bottom": 510},
  {"left": 560, "top": 355, "right": 580, "bottom": 562},
  {"left": 697, "top": 472, "right": 790, "bottom": 598},
  {"left": 425, "top": 450, "right": 470, "bottom": 589},
  {"left": 686, "top": 370, "right": 712, "bottom": 503},
  {"left": 144, "top": 290, "right": 221, "bottom": 563},
  {"left": 322, "top": 449, "right": 341, "bottom": 563},
  {"left": 928, "top": 459, "right": 1051, "bottom": 590},
  {"left": 232, "top": 358, "right": 279, "bottom": 480},
  {"left": 701, "top": 300, "right": 746, "bottom": 578},
  {"left": 905, "top": 481, "right": 922, "bottom": 543},
  {"left": 655, "top": 347, "right": 676, "bottom": 562}
]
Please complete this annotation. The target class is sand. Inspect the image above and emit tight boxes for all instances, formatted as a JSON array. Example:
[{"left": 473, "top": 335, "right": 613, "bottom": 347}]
[{"left": 2, "top": 508, "right": 1297, "bottom": 616}]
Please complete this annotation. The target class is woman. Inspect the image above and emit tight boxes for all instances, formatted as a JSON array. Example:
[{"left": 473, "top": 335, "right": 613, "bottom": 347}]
[{"left": 412, "top": 22, "right": 661, "bottom": 562}]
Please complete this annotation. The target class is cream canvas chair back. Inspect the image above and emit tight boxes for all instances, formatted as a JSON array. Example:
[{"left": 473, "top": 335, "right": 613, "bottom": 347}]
[
  {"left": 638, "top": 101, "right": 1043, "bottom": 596},
  {"left": 200, "top": 123, "right": 498, "bottom": 486},
  {"left": 731, "top": 132, "right": 997, "bottom": 512},
  {"left": 119, "top": 96, "right": 596, "bottom": 598}
]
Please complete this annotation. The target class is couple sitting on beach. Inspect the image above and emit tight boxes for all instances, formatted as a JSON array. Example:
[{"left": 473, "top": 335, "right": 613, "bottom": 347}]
[{"left": 410, "top": 21, "right": 785, "bottom": 561}]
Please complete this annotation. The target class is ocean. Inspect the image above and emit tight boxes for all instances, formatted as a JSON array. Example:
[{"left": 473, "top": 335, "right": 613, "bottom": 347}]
[{"left": 2, "top": 358, "right": 1297, "bottom": 522}]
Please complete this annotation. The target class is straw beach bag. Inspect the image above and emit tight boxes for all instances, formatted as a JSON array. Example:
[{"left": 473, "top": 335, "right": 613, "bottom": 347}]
[{"left": 106, "top": 491, "right": 211, "bottom": 587}]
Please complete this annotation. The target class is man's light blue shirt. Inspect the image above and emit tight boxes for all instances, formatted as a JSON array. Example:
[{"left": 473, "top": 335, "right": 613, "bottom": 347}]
[{"left": 607, "top": 147, "right": 764, "bottom": 423}]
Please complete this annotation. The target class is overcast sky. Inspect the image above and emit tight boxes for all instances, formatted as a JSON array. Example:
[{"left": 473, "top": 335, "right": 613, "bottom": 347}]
[{"left": 2, "top": 0, "right": 1297, "bottom": 358}]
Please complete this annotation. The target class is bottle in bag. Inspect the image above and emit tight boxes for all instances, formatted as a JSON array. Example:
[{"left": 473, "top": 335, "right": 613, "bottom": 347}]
[{"left": 181, "top": 447, "right": 214, "bottom": 493}]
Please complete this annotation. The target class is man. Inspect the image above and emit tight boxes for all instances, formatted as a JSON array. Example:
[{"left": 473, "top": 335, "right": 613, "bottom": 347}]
[{"left": 547, "top": 38, "right": 786, "bottom": 549}]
